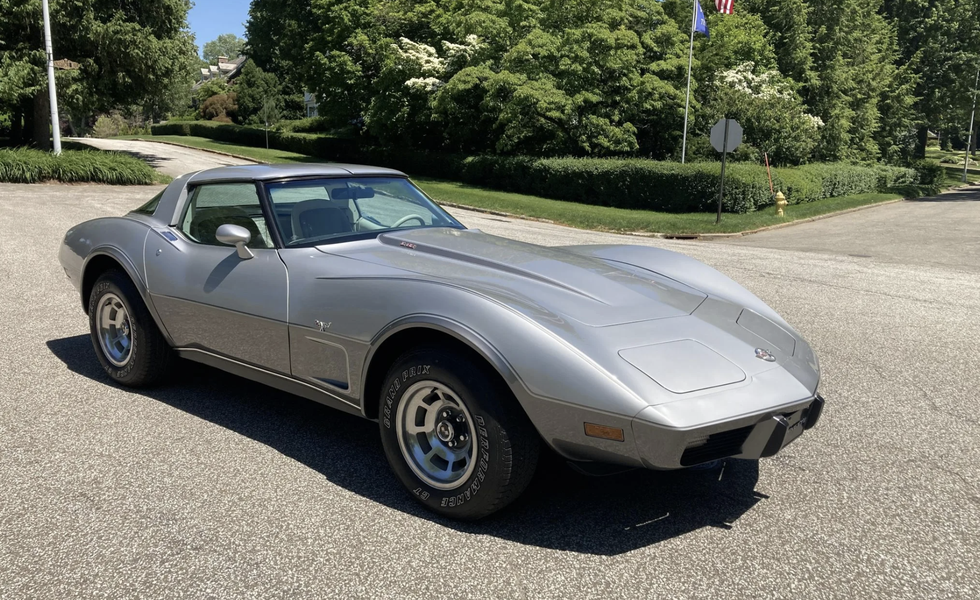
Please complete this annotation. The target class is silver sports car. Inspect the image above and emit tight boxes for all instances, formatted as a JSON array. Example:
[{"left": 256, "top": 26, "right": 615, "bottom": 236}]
[{"left": 59, "top": 164, "right": 824, "bottom": 520}]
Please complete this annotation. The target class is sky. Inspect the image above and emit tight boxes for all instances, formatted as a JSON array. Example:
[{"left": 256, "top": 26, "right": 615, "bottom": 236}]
[{"left": 188, "top": 0, "right": 251, "bottom": 57}]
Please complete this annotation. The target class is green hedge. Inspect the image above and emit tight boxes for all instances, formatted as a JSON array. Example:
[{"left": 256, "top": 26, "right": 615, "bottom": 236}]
[
  {"left": 151, "top": 121, "right": 920, "bottom": 213},
  {"left": 457, "top": 156, "right": 776, "bottom": 212},
  {"left": 152, "top": 121, "right": 361, "bottom": 160},
  {"left": 0, "top": 148, "right": 156, "bottom": 185},
  {"left": 910, "top": 159, "right": 945, "bottom": 188}
]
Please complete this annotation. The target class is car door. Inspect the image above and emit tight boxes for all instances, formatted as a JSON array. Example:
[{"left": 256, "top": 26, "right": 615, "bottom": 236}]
[{"left": 145, "top": 182, "right": 290, "bottom": 374}]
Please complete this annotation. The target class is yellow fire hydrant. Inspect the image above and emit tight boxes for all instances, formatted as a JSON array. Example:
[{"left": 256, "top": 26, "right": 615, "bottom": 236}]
[{"left": 775, "top": 191, "right": 788, "bottom": 217}]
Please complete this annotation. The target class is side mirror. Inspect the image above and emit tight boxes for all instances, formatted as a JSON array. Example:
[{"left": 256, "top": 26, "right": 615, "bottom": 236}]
[{"left": 215, "top": 224, "right": 254, "bottom": 260}]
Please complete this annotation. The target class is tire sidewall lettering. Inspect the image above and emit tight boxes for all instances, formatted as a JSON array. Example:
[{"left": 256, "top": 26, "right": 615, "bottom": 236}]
[
  {"left": 383, "top": 363, "right": 491, "bottom": 509},
  {"left": 91, "top": 282, "right": 138, "bottom": 380}
]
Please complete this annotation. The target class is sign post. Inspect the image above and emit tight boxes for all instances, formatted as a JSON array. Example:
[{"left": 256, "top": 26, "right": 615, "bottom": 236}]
[{"left": 710, "top": 118, "right": 743, "bottom": 224}]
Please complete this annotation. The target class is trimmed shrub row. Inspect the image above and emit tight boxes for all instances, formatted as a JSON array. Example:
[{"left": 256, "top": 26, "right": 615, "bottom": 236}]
[
  {"left": 152, "top": 121, "right": 360, "bottom": 160},
  {"left": 151, "top": 121, "right": 920, "bottom": 213},
  {"left": 0, "top": 148, "right": 157, "bottom": 185}
]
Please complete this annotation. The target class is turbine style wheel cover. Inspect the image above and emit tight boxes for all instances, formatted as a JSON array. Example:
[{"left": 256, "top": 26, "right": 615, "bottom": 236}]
[
  {"left": 395, "top": 381, "right": 478, "bottom": 490},
  {"left": 96, "top": 293, "right": 133, "bottom": 368}
]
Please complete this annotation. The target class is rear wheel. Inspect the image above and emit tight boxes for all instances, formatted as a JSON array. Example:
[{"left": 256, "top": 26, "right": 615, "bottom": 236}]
[
  {"left": 88, "top": 269, "right": 173, "bottom": 387},
  {"left": 379, "top": 347, "right": 539, "bottom": 520}
]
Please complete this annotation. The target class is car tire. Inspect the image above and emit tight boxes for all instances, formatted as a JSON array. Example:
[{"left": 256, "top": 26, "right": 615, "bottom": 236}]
[
  {"left": 379, "top": 346, "right": 539, "bottom": 520},
  {"left": 88, "top": 269, "right": 173, "bottom": 387}
]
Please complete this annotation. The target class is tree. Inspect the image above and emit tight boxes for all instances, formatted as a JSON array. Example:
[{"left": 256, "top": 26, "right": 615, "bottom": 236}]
[
  {"left": 202, "top": 33, "right": 245, "bottom": 64},
  {"left": 706, "top": 63, "right": 821, "bottom": 165},
  {"left": 882, "top": 0, "right": 980, "bottom": 157},
  {"left": 257, "top": 98, "right": 281, "bottom": 148},
  {"left": 0, "top": 0, "right": 195, "bottom": 148},
  {"left": 234, "top": 60, "right": 282, "bottom": 125}
]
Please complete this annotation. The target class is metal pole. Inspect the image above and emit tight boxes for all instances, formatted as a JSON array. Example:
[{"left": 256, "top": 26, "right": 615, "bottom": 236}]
[
  {"left": 42, "top": 0, "right": 61, "bottom": 155},
  {"left": 680, "top": 0, "right": 697, "bottom": 164},
  {"left": 964, "top": 66, "right": 979, "bottom": 183},
  {"left": 716, "top": 118, "right": 730, "bottom": 224}
]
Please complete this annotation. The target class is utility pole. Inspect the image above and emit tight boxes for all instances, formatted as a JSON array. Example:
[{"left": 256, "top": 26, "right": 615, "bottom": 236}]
[
  {"left": 42, "top": 0, "right": 62, "bottom": 155},
  {"left": 964, "top": 66, "right": 979, "bottom": 183}
]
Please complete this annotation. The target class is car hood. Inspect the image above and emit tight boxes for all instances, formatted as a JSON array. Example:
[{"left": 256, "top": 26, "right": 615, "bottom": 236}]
[{"left": 320, "top": 228, "right": 707, "bottom": 327}]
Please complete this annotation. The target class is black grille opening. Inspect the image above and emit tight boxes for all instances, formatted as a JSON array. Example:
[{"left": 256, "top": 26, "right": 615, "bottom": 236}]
[{"left": 680, "top": 425, "right": 754, "bottom": 466}]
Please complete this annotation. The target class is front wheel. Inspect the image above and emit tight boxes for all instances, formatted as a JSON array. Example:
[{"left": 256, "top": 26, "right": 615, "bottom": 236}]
[
  {"left": 379, "top": 347, "right": 539, "bottom": 520},
  {"left": 88, "top": 269, "right": 173, "bottom": 387}
]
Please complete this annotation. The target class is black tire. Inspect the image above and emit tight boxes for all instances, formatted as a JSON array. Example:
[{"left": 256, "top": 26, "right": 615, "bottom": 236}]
[
  {"left": 88, "top": 269, "right": 173, "bottom": 387},
  {"left": 379, "top": 346, "right": 539, "bottom": 520}
]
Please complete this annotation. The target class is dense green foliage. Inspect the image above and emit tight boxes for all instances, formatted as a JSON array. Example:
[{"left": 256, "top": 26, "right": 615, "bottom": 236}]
[
  {"left": 0, "top": 148, "right": 157, "bottom": 184},
  {"left": 234, "top": 61, "right": 283, "bottom": 125},
  {"left": 150, "top": 121, "right": 917, "bottom": 212},
  {"left": 0, "top": 0, "right": 198, "bottom": 148},
  {"left": 244, "top": 0, "right": 980, "bottom": 165},
  {"left": 202, "top": 34, "right": 245, "bottom": 64}
]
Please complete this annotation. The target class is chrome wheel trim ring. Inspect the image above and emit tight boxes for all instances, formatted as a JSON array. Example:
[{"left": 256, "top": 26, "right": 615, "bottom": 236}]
[
  {"left": 95, "top": 293, "right": 133, "bottom": 368},
  {"left": 395, "top": 380, "right": 478, "bottom": 491}
]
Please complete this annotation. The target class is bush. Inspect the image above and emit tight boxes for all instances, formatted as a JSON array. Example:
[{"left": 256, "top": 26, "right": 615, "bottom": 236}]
[
  {"left": 458, "top": 156, "right": 774, "bottom": 213},
  {"left": 911, "top": 159, "right": 945, "bottom": 187},
  {"left": 150, "top": 122, "right": 911, "bottom": 213},
  {"left": 92, "top": 114, "right": 130, "bottom": 138},
  {"left": 275, "top": 117, "right": 336, "bottom": 134},
  {"left": 200, "top": 93, "right": 238, "bottom": 121},
  {"left": 873, "top": 164, "right": 919, "bottom": 188},
  {"left": 0, "top": 148, "right": 156, "bottom": 185}
]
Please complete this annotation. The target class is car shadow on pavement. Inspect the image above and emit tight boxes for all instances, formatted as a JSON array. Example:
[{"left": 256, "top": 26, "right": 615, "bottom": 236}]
[{"left": 48, "top": 334, "right": 767, "bottom": 556}]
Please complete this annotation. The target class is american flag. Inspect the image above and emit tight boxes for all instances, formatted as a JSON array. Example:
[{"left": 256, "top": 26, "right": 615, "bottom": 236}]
[{"left": 716, "top": 0, "right": 733, "bottom": 14}]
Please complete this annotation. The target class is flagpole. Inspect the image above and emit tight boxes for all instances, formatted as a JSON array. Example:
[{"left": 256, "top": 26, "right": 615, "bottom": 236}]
[
  {"left": 681, "top": 0, "right": 697, "bottom": 164},
  {"left": 964, "top": 65, "right": 979, "bottom": 183}
]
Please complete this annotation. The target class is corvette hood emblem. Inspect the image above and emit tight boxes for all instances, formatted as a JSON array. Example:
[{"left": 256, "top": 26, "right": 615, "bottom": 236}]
[{"left": 755, "top": 348, "right": 777, "bottom": 362}]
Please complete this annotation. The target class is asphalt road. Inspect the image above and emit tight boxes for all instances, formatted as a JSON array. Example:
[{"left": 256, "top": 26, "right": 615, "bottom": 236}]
[
  {"left": 2, "top": 143, "right": 979, "bottom": 599},
  {"left": 719, "top": 185, "right": 980, "bottom": 274}
]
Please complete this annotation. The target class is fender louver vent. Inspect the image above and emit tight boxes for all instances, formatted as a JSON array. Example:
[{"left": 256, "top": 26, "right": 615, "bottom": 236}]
[{"left": 680, "top": 425, "right": 754, "bottom": 466}]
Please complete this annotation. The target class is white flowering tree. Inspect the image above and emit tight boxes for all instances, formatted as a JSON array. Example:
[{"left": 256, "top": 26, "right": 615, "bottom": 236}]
[
  {"left": 365, "top": 35, "right": 484, "bottom": 145},
  {"left": 707, "top": 62, "right": 823, "bottom": 165}
]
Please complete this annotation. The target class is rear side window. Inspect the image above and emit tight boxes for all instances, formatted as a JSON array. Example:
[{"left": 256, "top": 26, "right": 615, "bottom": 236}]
[
  {"left": 132, "top": 191, "right": 163, "bottom": 215},
  {"left": 179, "top": 183, "right": 273, "bottom": 249}
]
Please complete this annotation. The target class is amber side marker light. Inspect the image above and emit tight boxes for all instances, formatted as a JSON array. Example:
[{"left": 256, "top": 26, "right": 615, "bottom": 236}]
[{"left": 584, "top": 423, "right": 625, "bottom": 442}]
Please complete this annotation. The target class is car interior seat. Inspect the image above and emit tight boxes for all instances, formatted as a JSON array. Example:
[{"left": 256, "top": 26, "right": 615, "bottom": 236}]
[{"left": 290, "top": 199, "right": 354, "bottom": 241}]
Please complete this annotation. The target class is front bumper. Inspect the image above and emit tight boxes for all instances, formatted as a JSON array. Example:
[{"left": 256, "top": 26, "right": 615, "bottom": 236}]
[{"left": 632, "top": 394, "right": 825, "bottom": 469}]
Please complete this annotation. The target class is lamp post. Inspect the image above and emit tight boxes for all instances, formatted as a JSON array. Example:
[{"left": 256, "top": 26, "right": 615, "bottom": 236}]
[
  {"left": 42, "top": 0, "right": 62, "bottom": 155},
  {"left": 964, "top": 66, "right": 979, "bottom": 183}
]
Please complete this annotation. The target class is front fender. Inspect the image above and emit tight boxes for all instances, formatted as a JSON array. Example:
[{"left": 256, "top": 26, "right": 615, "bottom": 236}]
[{"left": 356, "top": 283, "right": 651, "bottom": 467}]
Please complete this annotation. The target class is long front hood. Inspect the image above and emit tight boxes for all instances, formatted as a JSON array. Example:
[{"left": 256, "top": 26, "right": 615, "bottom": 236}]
[{"left": 320, "top": 228, "right": 707, "bottom": 327}]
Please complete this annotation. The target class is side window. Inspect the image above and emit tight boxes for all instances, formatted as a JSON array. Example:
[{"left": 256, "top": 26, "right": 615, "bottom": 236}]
[
  {"left": 179, "top": 183, "right": 273, "bottom": 249},
  {"left": 132, "top": 190, "right": 163, "bottom": 215}
]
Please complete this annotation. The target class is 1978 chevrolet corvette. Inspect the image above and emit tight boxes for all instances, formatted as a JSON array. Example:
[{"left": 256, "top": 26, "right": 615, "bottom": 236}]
[{"left": 60, "top": 164, "right": 824, "bottom": 519}]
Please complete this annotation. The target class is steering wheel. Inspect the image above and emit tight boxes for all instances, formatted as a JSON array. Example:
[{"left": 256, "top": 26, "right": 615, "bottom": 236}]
[{"left": 391, "top": 214, "right": 426, "bottom": 228}]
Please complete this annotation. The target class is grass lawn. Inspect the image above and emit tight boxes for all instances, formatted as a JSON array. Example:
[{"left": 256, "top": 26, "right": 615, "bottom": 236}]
[
  {"left": 925, "top": 147, "right": 980, "bottom": 185},
  {"left": 120, "top": 133, "right": 947, "bottom": 235}
]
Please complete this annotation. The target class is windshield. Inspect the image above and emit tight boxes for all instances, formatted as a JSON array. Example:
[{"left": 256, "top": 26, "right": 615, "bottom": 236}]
[{"left": 265, "top": 177, "right": 463, "bottom": 247}]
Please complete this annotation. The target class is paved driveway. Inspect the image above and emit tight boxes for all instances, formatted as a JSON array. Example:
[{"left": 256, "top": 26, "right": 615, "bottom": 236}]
[
  {"left": 71, "top": 137, "right": 254, "bottom": 178},
  {"left": 1, "top": 146, "right": 979, "bottom": 598}
]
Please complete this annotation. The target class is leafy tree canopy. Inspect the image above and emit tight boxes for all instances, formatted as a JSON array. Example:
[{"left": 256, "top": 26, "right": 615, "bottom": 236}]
[
  {"left": 245, "top": 0, "right": 979, "bottom": 164},
  {"left": 203, "top": 33, "right": 245, "bottom": 64},
  {"left": 0, "top": 0, "right": 196, "bottom": 147}
]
